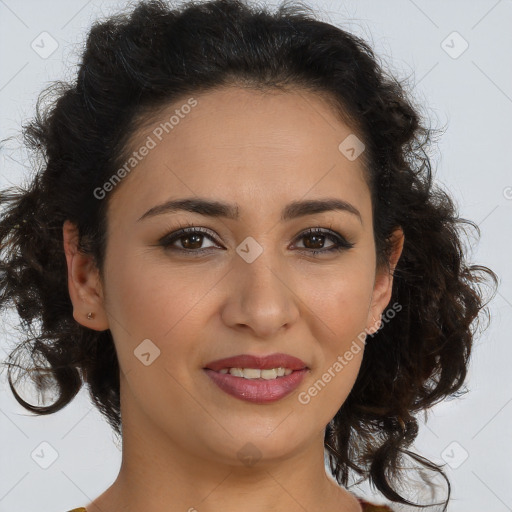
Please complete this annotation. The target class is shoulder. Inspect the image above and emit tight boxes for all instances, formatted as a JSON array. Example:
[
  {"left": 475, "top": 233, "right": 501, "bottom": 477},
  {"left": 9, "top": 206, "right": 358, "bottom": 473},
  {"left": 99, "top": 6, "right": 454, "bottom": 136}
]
[
  {"left": 66, "top": 502, "right": 395, "bottom": 512},
  {"left": 356, "top": 497, "right": 395, "bottom": 511}
]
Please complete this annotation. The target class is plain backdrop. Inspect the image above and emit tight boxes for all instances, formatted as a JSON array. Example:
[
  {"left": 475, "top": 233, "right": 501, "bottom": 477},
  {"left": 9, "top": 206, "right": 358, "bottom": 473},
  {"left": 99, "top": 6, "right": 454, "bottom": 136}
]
[{"left": 0, "top": 1, "right": 511, "bottom": 511}]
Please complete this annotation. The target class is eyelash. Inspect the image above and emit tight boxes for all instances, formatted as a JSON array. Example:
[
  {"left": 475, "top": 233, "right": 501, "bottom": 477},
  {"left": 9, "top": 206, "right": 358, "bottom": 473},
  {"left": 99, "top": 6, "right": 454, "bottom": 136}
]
[{"left": 157, "top": 221, "right": 355, "bottom": 257}]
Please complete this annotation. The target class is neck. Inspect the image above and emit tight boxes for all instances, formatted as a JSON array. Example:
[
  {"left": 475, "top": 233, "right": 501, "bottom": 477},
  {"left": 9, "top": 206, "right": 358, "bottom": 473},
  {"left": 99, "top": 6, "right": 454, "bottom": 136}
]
[{"left": 86, "top": 376, "right": 362, "bottom": 512}]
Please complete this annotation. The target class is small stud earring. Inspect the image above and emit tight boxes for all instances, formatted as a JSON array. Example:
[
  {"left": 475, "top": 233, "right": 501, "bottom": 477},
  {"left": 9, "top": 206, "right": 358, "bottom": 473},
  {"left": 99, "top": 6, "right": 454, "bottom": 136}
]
[{"left": 87, "top": 312, "right": 95, "bottom": 320}]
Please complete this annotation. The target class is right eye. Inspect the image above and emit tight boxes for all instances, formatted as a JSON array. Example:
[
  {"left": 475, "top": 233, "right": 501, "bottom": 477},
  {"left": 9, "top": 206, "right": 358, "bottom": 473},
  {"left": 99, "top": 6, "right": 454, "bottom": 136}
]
[{"left": 158, "top": 226, "right": 223, "bottom": 254}]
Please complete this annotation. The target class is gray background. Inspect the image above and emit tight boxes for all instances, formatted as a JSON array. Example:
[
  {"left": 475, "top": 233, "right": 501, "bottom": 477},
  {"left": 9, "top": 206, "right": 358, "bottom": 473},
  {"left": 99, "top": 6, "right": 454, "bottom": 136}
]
[{"left": 0, "top": 1, "right": 511, "bottom": 511}]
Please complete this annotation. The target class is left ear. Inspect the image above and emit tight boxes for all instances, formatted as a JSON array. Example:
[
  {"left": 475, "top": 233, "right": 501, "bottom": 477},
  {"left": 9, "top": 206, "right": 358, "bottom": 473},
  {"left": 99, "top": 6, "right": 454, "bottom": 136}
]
[
  {"left": 63, "top": 219, "right": 110, "bottom": 331},
  {"left": 366, "top": 227, "right": 405, "bottom": 334}
]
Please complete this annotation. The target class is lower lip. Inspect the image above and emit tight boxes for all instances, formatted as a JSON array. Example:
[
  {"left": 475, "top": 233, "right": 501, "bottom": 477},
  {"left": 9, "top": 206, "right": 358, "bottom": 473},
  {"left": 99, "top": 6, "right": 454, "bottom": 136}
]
[{"left": 203, "top": 368, "right": 308, "bottom": 404}]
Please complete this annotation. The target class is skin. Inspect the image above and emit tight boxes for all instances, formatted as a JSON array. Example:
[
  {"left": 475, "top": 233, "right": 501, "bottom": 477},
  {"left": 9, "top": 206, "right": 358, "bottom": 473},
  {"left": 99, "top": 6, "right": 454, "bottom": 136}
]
[{"left": 63, "top": 86, "right": 404, "bottom": 512}]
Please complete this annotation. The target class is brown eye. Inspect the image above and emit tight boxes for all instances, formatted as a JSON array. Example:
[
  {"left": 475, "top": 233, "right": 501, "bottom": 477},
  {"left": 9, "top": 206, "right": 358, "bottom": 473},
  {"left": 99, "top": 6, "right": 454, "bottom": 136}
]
[
  {"left": 293, "top": 228, "right": 355, "bottom": 255},
  {"left": 159, "top": 227, "right": 220, "bottom": 253},
  {"left": 301, "top": 232, "right": 331, "bottom": 250},
  {"left": 178, "top": 232, "right": 206, "bottom": 250},
  {"left": 157, "top": 226, "right": 354, "bottom": 257}
]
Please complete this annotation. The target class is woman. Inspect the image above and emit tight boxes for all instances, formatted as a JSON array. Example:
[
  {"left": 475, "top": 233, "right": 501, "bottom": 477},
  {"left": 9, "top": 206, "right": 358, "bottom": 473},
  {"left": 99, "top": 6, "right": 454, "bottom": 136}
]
[{"left": 0, "top": 0, "right": 497, "bottom": 511}]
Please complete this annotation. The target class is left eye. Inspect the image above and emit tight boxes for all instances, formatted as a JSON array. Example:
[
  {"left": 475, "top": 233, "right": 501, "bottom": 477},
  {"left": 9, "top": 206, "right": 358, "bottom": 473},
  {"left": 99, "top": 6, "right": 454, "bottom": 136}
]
[
  {"left": 158, "top": 227, "right": 354, "bottom": 255},
  {"left": 160, "top": 227, "right": 218, "bottom": 251},
  {"left": 294, "top": 228, "right": 354, "bottom": 253}
]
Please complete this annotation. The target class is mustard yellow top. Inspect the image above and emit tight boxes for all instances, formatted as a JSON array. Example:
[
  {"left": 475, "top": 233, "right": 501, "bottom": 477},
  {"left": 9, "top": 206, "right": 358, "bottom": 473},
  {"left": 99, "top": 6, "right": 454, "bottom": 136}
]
[{"left": 66, "top": 498, "right": 394, "bottom": 511}]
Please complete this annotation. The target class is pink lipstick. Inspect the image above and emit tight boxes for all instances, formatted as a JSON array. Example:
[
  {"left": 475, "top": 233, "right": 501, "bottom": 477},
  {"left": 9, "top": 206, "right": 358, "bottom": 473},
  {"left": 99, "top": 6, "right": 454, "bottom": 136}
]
[{"left": 203, "top": 353, "right": 309, "bottom": 404}]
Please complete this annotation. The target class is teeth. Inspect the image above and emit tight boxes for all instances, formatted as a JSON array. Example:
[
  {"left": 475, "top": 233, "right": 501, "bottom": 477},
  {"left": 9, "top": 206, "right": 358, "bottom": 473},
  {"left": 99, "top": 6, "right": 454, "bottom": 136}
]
[
  {"left": 217, "top": 367, "right": 294, "bottom": 379},
  {"left": 261, "top": 369, "right": 277, "bottom": 379},
  {"left": 243, "top": 368, "right": 263, "bottom": 379}
]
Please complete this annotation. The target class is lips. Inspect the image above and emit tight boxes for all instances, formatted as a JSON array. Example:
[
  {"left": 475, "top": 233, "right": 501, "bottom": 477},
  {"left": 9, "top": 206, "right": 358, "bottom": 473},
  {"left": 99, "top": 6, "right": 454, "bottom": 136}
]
[
  {"left": 204, "top": 367, "right": 308, "bottom": 404},
  {"left": 203, "top": 353, "right": 308, "bottom": 372},
  {"left": 203, "top": 353, "right": 309, "bottom": 404}
]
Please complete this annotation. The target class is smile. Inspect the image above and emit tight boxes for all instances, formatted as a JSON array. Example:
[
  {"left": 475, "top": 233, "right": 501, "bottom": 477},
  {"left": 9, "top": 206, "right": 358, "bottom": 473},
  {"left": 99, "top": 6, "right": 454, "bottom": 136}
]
[{"left": 215, "top": 367, "right": 294, "bottom": 379}]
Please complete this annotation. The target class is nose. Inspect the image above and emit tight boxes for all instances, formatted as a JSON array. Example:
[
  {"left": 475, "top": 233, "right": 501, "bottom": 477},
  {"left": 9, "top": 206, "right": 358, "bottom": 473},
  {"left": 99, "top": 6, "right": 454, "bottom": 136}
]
[{"left": 220, "top": 252, "right": 300, "bottom": 339}]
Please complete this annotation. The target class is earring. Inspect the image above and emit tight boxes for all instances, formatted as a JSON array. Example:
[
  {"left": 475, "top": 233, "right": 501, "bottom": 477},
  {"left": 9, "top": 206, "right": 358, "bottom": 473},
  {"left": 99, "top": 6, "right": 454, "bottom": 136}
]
[{"left": 86, "top": 312, "right": 95, "bottom": 320}]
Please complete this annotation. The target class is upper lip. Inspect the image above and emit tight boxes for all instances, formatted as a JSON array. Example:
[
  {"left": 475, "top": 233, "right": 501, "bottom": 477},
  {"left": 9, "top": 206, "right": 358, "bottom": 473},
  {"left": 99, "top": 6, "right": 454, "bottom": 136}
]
[{"left": 204, "top": 353, "right": 308, "bottom": 372}]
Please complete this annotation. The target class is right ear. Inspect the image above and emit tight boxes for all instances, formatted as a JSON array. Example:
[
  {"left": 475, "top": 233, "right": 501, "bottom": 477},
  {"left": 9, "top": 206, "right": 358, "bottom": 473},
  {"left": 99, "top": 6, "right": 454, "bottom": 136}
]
[{"left": 62, "top": 220, "right": 110, "bottom": 331}]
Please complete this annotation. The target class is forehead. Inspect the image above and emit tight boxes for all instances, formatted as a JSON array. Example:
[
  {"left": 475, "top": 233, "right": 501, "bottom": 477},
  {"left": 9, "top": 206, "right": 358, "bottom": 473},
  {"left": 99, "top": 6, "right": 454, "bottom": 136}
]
[{"left": 107, "top": 86, "right": 370, "bottom": 225}]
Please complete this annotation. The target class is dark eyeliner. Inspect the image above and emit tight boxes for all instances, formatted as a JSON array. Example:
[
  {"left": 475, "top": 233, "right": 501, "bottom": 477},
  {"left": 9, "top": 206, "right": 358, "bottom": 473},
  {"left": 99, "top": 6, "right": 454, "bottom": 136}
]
[
  {"left": 157, "top": 224, "right": 354, "bottom": 255},
  {"left": 296, "top": 227, "right": 355, "bottom": 255},
  {"left": 158, "top": 225, "right": 221, "bottom": 253}
]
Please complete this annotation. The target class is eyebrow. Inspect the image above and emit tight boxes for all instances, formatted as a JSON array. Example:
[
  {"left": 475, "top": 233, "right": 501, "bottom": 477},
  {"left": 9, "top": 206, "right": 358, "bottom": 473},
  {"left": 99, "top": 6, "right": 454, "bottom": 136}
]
[{"left": 137, "top": 197, "right": 362, "bottom": 224}]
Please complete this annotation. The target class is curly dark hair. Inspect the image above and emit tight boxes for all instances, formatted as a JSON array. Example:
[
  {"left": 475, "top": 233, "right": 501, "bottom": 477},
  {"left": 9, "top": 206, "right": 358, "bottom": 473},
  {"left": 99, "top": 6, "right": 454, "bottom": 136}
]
[{"left": 0, "top": 0, "right": 498, "bottom": 509}]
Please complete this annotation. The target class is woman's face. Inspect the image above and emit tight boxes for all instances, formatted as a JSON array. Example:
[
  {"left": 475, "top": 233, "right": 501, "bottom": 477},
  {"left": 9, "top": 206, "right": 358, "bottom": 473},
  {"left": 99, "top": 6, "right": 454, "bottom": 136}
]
[{"left": 70, "top": 86, "right": 402, "bottom": 467}]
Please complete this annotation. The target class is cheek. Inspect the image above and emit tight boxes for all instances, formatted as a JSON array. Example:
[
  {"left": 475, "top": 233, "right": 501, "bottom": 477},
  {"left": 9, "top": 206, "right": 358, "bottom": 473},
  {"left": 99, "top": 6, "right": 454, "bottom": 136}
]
[
  {"left": 296, "top": 261, "right": 372, "bottom": 408},
  {"left": 101, "top": 245, "right": 224, "bottom": 381},
  {"left": 300, "top": 260, "right": 374, "bottom": 342},
  {"left": 297, "top": 274, "right": 369, "bottom": 421},
  {"left": 103, "top": 243, "right": 209, "bottom": 337}
]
